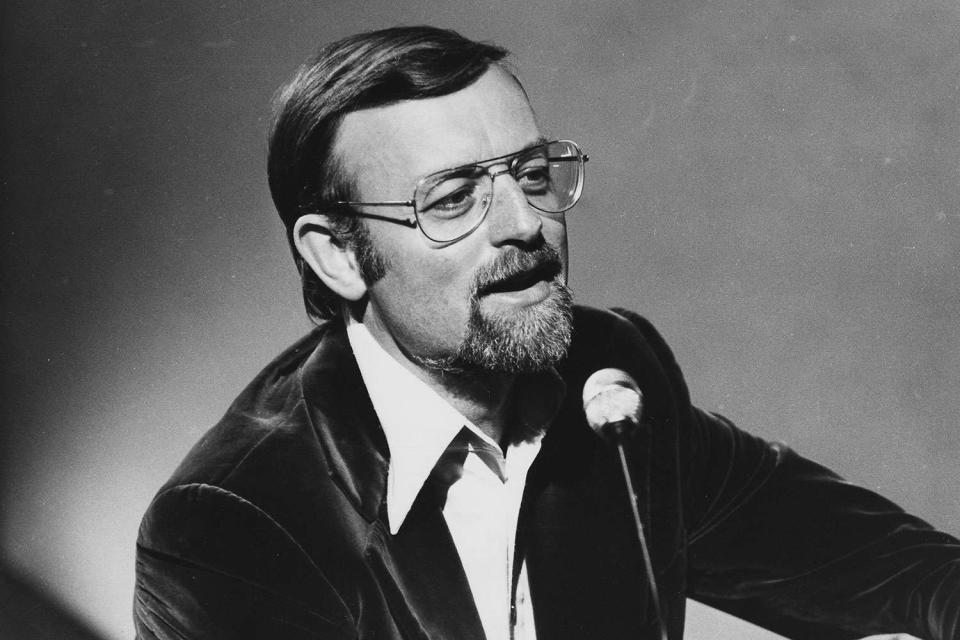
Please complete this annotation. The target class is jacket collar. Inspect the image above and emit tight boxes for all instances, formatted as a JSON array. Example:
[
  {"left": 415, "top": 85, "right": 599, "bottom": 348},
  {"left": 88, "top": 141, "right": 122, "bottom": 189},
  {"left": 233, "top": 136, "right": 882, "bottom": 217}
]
[
  {"left": 299, "top": 316, "right": 567, "bottom": 524},
  {"left": 296, "top": 318, "right": 491, "bottom": 640},
  {"left": 345, "top": 318, "right": 478, "bottom": 534},
  {"left": 299, "top": 318, "right": 389, "bottom": 522},
  {"left": 293, "top": 307, "right": 681, "bottom": 638}
]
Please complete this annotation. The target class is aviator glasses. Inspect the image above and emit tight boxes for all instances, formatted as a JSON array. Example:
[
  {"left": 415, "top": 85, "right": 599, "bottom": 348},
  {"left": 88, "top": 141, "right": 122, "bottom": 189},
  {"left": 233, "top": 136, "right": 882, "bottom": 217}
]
[{"left": 334, "top": 139, "right": 588, "bottom": 243}]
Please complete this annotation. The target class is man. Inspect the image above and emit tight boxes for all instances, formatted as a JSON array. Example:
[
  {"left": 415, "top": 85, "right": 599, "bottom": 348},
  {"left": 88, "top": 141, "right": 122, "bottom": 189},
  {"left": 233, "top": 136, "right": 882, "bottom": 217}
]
[{"left": 133, "top": 26, "right": 960, "bottom": 640}]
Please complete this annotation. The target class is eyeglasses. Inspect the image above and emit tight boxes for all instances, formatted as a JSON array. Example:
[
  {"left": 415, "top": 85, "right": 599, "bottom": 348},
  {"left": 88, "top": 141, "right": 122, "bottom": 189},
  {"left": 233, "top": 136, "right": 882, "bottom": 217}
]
[{"left": 333, "top": 139, "right": 588, "bottom": 243}]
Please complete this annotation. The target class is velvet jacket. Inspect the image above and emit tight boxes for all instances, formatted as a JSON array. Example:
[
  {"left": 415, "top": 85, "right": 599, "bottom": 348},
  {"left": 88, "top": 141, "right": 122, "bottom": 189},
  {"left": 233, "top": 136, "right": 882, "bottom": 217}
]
[{"left": 134, "top": 306, "right": 960, "bottom": 639}]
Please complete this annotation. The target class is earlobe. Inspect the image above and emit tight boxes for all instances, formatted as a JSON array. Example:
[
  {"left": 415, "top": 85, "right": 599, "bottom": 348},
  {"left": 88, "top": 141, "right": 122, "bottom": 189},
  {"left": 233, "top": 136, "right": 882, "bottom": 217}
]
[{"left": 292, "top": 214, "right": 368, "bottom": 302}]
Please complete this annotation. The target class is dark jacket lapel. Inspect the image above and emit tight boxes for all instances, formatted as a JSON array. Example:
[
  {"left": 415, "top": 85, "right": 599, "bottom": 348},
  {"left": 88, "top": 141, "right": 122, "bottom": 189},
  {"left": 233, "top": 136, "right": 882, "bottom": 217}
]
[
  {"left": 368, "top": 475, "right": 487, "bottom": 640},
  {"left": 300, "top": 319, "right": 484, "bottom": 640},
  {"left": 516, "top": 306, "right": 681, "bottom": 639}
]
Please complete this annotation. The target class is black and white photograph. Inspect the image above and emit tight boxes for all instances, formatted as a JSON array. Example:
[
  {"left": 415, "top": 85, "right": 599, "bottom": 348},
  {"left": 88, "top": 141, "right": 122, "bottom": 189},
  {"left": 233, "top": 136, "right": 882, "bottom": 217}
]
[{"left": 1, "top": 2, "right": 958, "bottom": 639}]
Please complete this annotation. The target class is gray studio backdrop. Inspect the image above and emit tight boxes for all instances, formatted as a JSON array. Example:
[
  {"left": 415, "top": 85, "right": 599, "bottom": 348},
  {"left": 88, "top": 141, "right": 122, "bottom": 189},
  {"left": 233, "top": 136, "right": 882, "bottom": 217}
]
[{"left": 2, "top": 1, "right": 958, "bottom": 638}]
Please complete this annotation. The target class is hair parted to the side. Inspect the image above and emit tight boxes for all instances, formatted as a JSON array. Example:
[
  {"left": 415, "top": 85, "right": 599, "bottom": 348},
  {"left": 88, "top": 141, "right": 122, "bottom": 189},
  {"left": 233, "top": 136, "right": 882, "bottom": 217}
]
[{"left": 267, "top": 26, "right": 510, "bottom": 322}]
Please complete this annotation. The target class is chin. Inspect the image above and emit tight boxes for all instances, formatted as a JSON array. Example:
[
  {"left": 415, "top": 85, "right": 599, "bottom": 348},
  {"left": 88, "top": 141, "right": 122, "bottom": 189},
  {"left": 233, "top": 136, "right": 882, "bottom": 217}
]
[{"left": 443, "top": 279, "right": 574, "bottom": 374}]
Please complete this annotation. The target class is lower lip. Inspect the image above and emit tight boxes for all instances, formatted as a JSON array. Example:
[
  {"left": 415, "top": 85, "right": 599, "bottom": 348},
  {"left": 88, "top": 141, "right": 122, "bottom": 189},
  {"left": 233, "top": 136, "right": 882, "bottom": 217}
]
[{"left": 482, "top": 279, "right": 553, "bottom": 307}]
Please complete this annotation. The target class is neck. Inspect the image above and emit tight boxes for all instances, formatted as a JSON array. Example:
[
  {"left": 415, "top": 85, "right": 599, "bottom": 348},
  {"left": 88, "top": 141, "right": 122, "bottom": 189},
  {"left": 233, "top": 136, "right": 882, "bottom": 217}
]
[
  {"left": 422, "top": 368, "right": 516, "bottom": 444},
  {"left": 350, "top": 303, "right": 517, "bottom": 444}
]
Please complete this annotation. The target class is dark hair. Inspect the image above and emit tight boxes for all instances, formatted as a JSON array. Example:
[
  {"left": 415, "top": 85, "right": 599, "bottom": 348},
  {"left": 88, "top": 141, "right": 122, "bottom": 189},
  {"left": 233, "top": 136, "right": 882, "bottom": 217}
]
[{"left": 267, "top": 26, "right": 510, "bottom": 322}]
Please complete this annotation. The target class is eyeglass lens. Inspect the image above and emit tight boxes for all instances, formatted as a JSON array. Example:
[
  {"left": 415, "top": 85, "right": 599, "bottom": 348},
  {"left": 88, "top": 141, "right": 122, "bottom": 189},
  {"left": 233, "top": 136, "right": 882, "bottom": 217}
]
[{"left": 413, "top": 141, "right": 583, "bottom": 242}]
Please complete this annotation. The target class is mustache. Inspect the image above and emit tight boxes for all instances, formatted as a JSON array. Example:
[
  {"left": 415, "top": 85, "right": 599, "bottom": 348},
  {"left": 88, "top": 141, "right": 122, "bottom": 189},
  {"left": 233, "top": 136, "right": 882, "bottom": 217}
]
[{"left": 472, "top": 242, "right": 564, "bottom": 297}]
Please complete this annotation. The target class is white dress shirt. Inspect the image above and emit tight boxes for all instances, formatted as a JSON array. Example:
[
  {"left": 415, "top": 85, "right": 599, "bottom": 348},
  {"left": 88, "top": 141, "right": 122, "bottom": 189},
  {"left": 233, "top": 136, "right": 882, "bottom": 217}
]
[{"left": 346, "top": 319, "right": 539, "bottom": 640}]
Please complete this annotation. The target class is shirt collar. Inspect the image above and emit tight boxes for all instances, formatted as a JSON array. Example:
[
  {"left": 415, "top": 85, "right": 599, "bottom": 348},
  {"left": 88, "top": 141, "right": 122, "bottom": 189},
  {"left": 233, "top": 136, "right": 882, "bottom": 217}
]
[
  {"left": 346, "top": 318, "right": 482, "bottom": 534},
  {"left": 345, "top": 316, "right": 565, "bottom": 534}
]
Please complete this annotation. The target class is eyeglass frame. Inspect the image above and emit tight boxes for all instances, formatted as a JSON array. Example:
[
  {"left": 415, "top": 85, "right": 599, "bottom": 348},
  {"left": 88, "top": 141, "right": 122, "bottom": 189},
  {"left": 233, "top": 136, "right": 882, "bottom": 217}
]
[{"left": 330, "top": 139, "right": 589, "bottom": 243}]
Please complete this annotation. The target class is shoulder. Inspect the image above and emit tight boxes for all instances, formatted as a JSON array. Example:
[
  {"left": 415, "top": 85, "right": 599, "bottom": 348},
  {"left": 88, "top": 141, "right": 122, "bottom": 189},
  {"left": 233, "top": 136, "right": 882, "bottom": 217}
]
[
  {"left": 161, "top": 325, "right": 330, "bottom": 490},
  {"left": 135, "top": 479, "right": 357, "bottom": 638},
  {"left": 141, "top": 316, "right": 378, "bottom": 532},
  {"left": 570, "top": 304, "right": 674, "bottom": 352},
  {"left": 561, "top": 305, "right": 695, "bottom": 429},
  {"left": 138, "top": 481, "right": 338, "bottom": 591},
  {"left": 568, "top": 305, "right": 689, "bottom": 397},
  {"left": 135, "top": 322, "right": 367, "bottom": 630},
  {"left": 139, "top": 323, "right": 359, "bottom": 555}
]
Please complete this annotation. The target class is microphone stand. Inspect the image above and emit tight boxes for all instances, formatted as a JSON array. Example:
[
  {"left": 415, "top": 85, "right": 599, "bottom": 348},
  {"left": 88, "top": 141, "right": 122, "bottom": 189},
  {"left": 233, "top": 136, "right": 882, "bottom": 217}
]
[{"left": 609, "top": 420, "right": 668, "bottom": 640}]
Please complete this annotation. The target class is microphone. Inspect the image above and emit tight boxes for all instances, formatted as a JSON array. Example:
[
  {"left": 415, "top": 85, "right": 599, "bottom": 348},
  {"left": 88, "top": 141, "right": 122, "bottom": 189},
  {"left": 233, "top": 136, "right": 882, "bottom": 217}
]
[
  {"left": 582, "top": 368, "right": 668, "bottom": 640},
  {"left": 582, "top": 368, "right": 643, "bottom": 441}
]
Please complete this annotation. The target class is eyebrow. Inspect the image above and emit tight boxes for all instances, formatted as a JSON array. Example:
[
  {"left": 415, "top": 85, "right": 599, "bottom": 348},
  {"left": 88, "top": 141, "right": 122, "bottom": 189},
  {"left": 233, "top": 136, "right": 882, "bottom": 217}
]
[
  {"left": 414, "top": 137, "right": 555, "bottom": 186},
  {"left": 460, "top": 136, "right": 552, "bottom": 169},
  {"left": 516, "top": 136, "right": 551, "bottom": 156}
]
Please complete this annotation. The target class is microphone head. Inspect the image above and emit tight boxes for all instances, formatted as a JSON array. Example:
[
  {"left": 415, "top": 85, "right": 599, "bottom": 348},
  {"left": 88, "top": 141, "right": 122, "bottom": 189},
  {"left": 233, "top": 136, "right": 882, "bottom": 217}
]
[{"left": 582, "top": 368, "right": 643, "bottom": 438}]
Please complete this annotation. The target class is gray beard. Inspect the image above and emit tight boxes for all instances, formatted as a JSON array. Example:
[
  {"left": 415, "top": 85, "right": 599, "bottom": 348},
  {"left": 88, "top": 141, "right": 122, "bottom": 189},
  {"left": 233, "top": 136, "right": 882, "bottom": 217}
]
[{"left": 416, "top": 277, "right": 574, "bottom": 375}]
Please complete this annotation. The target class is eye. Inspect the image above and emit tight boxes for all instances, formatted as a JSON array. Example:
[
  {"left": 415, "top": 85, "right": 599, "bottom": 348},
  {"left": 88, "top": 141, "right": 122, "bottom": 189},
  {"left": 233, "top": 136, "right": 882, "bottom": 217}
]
[
  {"left": 515, "top": 161, "right": 551, "bottom": 195},
  {"left": 420, "top": 178, "right": 482, "bottom": 219}
]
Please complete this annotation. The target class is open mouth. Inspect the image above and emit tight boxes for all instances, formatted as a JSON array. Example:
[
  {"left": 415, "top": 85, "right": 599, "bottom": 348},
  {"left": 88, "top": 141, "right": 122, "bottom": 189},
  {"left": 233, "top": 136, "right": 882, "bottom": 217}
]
[{"left": 477, "top": 259, "right": 561, "bottom": 296}]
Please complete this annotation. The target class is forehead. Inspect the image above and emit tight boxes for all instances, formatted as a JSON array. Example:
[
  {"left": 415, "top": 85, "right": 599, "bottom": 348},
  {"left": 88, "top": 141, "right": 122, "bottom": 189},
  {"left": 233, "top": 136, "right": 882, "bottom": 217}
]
[{"left": 333, "top": 66, "right": 541, "bottom": 197}]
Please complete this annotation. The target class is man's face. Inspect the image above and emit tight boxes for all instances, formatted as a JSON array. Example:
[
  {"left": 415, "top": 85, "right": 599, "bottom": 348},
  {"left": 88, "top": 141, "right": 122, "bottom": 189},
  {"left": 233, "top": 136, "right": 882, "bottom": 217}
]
[{"left": 334, "top": 66, "right": 572, "bottom": 374}]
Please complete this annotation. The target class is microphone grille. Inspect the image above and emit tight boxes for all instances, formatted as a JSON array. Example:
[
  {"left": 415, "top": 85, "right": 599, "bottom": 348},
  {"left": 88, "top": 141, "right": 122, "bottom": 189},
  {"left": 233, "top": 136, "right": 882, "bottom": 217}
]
[{"left": 582, "top": 368, "right": 643, "bottom": 433}]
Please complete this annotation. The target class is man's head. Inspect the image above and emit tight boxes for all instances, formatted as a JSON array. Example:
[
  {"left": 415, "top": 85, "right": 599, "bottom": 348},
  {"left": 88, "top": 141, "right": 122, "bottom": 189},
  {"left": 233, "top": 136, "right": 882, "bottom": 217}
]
[
  {"left": 268, "top": 26, "right": 510, "bottom": 321},
  {"left": 268, "top": 26, "right": 580, "bottom": 374}
]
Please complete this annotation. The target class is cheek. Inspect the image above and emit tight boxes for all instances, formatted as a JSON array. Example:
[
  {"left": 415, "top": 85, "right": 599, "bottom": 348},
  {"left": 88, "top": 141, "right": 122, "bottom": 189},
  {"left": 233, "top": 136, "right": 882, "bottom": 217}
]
[
  {"left": 373, "top": 255, "right": 476, "bottom": 345},
  {"left": 542, "top": 216, "right": 569, "bottom": 278}
]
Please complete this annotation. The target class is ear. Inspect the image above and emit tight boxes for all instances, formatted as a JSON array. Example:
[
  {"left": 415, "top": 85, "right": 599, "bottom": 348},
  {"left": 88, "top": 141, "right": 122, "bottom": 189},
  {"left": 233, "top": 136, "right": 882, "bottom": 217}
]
[{"left": 292, "top": 214, "right": 368, "bottom": 302}]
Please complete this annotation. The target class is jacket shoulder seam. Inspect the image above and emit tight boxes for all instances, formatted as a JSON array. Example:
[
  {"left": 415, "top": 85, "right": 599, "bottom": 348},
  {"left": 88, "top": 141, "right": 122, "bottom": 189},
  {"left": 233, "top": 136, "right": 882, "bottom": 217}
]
[{"left": 147, "top": 482, "right": 355, "bottom": 625}]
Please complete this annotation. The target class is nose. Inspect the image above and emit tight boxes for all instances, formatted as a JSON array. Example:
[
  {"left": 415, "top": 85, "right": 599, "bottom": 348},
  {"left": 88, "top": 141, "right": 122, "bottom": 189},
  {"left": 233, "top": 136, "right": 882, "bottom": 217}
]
[{"left": 484, "top": 167, "right": 543, "bottom": 245}]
